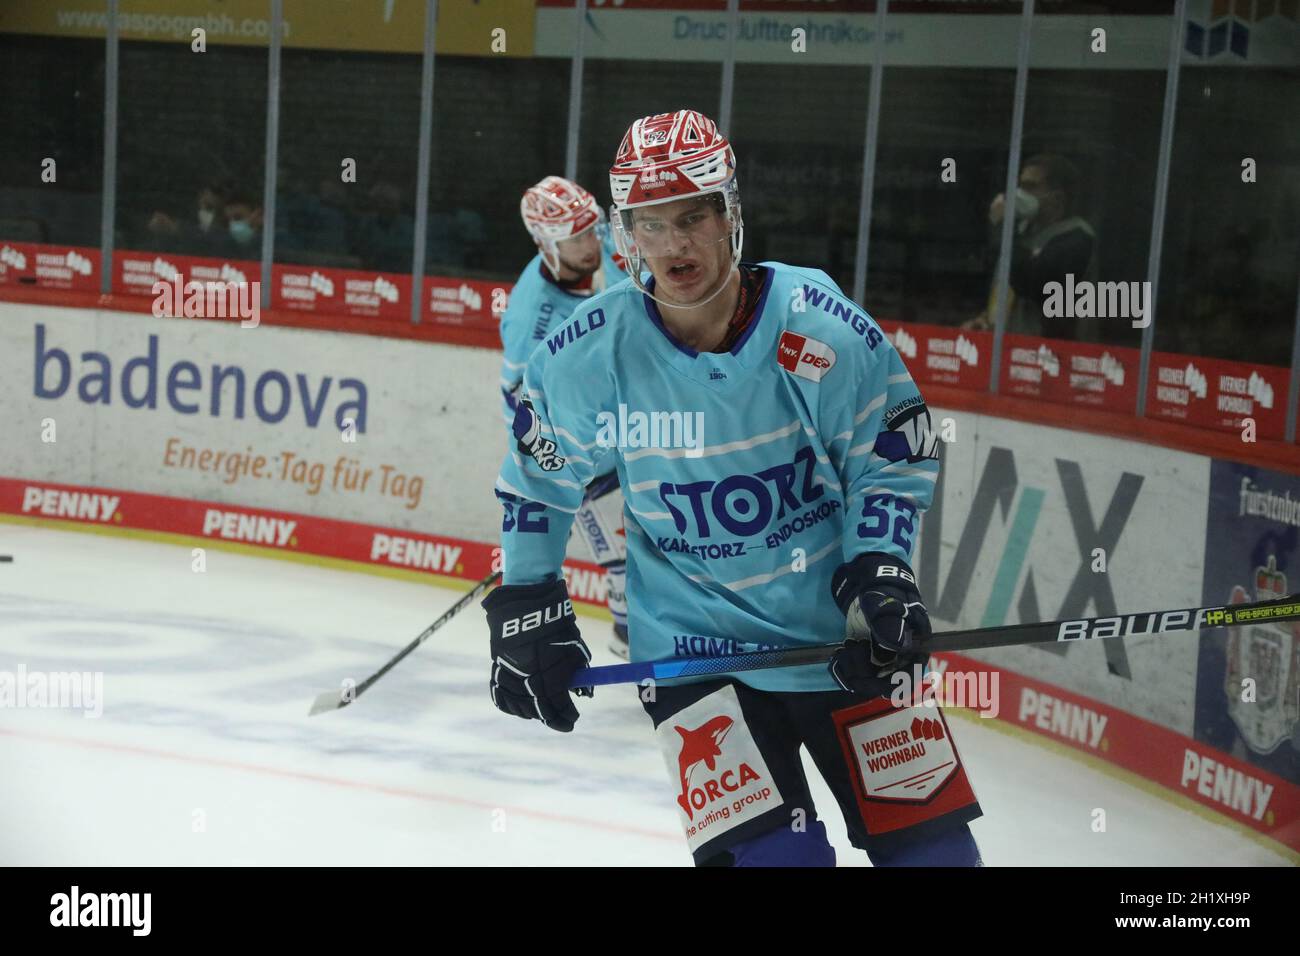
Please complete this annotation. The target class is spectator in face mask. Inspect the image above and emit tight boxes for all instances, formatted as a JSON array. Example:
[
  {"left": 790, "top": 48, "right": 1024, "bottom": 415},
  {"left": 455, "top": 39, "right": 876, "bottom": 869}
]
[
  {"left": 221, "top": 192, "right": 263, "bottom": 257},
  {"left": 965, "top": 153, "right": 1095, "bottom": 339},
  {"left": 144, "top": 182, "right": 228, "bottom": 254},
  {"left": 194, "top": 185, "right": 224, "bottom": 236}
]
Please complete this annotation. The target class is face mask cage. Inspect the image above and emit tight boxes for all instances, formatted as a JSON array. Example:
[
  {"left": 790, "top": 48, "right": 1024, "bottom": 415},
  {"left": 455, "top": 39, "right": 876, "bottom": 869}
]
[
  {"left": 537, "top": 206, "right": 607, "bottom": 275},
  {"left": 611, "top": 178, "right": 743, "bottom": 298}
]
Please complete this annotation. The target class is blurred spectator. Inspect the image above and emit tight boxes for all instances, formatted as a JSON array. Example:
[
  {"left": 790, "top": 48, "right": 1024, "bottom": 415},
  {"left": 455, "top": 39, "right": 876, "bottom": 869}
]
[
  {"left": 275, "top": 166, "right": 350, "bottom": 263},
  {"left": 966, "top": 153, "right": 1095, "bottom": 339},
  {"left": 144, "top": 181, "right": 229, "bottom": 255},
  {"left": 218, "top": 191, "right": 263, "bottom": 259},
  {"left": 1175, "top": 222, "right": 1295, "bottom": 364},
  {"left": 427, "top": 207, "right": 489, "bottom": 274},
  {"left": 352, "top": 181, "right": 414, "bottom": 274}
]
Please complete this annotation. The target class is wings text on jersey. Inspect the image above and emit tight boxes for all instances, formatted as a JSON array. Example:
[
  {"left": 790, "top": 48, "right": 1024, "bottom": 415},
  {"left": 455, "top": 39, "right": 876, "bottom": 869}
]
[{"left": 800, "top": 285, "right": 884, "bottom": 350}]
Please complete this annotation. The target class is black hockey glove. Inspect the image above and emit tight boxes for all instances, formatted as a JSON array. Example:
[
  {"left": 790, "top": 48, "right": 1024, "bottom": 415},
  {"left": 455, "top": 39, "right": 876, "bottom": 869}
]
[
  {"left": 828, "top": 552, "right": 932, "bottom": 697},
  {"left": 484, "top": 578, "right": 592, "bottom": 733}
]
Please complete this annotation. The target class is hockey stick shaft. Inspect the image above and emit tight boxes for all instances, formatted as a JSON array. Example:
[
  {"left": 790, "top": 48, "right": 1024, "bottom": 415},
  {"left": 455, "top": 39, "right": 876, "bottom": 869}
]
[
  {"left": 309, "top": 569, "right": 502, "bottom": 715},
  {"left": 569, "top": 592, "right": 1300, "bottom": 689}
]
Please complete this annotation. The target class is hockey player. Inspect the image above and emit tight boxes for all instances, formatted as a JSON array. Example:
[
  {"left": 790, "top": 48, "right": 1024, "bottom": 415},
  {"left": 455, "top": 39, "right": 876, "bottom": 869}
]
[
  {"left": 485, "top": 112, "right": 982, "bottom": 866},
  {"left": 501, "top": 176, "right": 630, "bottom": 655}
]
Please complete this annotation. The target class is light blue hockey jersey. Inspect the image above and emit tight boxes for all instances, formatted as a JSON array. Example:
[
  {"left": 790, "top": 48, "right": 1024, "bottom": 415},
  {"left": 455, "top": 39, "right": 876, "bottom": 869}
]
[
  {"left": 496, "top": 262, "right": 940, "bottom": 692},
  {"left": 498, "top": 239, "right": 626, "bottom": 424}
]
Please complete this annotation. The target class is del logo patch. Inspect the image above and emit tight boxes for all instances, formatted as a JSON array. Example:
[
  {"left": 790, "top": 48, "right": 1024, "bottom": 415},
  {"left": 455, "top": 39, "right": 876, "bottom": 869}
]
[
  {"left": 655, "top": 685, "right": 782, "bottom": 852},
  {"left": 777, "top": 330, "right": 837, "bottom": 382},
  {"left": 511, "top": 398, "right": 566, "bottom": 472}
]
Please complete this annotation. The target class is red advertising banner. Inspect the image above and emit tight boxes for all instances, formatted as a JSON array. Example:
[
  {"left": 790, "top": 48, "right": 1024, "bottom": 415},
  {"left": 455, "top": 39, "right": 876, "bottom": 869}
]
[
  {"left": 877, "top": 318, "right": 992, "bottom": 392},
  {"left": 272, "top": 263, "right": 411, "bottom": 321},
  {"left": 1146, "top": 350, "right": 1288, "bottom": 441},
  {"left": 0, "top": 476, "right": 613, "bottom": 610},
  {"left": 112, "top": 249, "right": 260, "bottom": 301},
  {"left": 0, "top": 241, "right": 100, "bottom": 292},
  {"left": 1000, "top": 333, "right": 1141, "bottom": 412},
  {"left": 422, "top": 275, "right": 511, "bottom": 329},
  {"left": 933, "top": 652, "right": 1299, "bottom": 853}
]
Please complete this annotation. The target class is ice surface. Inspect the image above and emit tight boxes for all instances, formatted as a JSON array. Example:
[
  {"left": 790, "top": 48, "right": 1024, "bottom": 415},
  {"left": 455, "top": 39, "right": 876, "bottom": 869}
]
[{"left": 0, "top": 525, "right": 1288, "bottom": 866}]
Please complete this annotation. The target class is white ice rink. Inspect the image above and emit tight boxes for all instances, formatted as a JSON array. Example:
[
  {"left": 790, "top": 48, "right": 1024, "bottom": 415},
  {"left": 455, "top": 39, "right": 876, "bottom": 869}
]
[{"left": 0, "top": 523, "right": 1289, "bottom": 867}]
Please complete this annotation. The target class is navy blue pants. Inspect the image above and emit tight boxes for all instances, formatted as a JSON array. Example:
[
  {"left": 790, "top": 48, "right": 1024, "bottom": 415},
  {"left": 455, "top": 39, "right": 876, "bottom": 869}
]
[{"left": 642, "top": 677, "right": 983, "bottom": 867}]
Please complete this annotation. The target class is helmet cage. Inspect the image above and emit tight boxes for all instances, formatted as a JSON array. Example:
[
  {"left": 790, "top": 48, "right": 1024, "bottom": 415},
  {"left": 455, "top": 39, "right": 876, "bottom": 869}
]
[
  {"left": 611, "top": 177, "right": 743, "bottom": 296},
  {"left": 535, "top": 206, "right": 606, "bottom": 276}
]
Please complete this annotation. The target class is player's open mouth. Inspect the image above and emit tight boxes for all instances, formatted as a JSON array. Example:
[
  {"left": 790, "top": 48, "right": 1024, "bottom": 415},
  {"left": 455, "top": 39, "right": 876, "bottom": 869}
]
[{"left": 668, "top": 262, "right": 698, "bottom": 279}]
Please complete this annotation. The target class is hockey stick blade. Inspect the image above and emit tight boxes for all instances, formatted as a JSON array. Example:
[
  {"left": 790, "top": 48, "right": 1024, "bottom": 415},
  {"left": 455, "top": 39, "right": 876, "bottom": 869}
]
[
  {"left": 309, "top": 569, "right": 502, "bottom": 715},
  {"left": 570, "top": 592, "right": 1300, "bottom": 689}
]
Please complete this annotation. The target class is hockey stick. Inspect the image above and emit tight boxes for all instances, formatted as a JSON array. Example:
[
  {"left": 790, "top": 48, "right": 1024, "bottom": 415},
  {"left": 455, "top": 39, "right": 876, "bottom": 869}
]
[
  {"left": 309, "top": 569, "right": 502, "bottom": 715},
  {"left": 568, "top": 592, "right": 1300, "bottom": 689}
]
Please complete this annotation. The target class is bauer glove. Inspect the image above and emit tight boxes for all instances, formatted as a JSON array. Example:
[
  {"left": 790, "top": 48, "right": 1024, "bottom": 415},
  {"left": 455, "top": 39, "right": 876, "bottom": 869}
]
[
  {"left": 484, "top": 578, "right": 592, "bottom": 732},
  {"left": 828, "top": 552, "right": 932, "bottom": 696}
]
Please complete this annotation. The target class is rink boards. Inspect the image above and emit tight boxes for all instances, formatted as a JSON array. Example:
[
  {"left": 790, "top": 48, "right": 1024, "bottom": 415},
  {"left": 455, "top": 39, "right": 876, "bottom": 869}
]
[{"left": 1, "top": 301, "right": 1296, "bottom": 853}]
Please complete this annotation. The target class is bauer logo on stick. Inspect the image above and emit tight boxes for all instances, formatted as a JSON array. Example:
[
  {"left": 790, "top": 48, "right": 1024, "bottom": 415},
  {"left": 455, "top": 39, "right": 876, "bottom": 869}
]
[{"left": 512, "top": 398, "right": 567, "bottom": 472}]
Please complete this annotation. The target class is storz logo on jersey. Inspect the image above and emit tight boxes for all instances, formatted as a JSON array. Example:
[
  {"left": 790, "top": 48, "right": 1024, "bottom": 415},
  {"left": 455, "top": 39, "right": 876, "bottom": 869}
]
[
  {"left": 777, "top": 331, "right": 837, "bottom": 382},
  {"left": 512, "top": 398, "right": 566, "bottom": 472},
  {"left": 659, "top": 445, "right": 824, "bottom": 539},
  {"left": 873, "top": 398, "right": 941, "bottom": 464}
]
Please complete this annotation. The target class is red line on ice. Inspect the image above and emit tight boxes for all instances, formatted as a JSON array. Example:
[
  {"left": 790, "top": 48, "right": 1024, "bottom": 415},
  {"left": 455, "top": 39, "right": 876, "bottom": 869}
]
[{"left": 0, "top": 726, "right": 680, "bottom": 844}]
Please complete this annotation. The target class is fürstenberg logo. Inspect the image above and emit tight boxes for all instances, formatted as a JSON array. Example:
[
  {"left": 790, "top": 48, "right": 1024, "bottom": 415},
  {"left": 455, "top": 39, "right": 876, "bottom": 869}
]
[
  {"left": 595, "top": 404, "right": 705, "bottom": 458},
  {"left": 1238, "top": 477, "right": 1300, "bottom": 527},
  {"left": 1042, "top": 275, "right": 1152, "bottom": 329},
  {"left": 1, "top": 665, "right": 103, "bottom": 718},
  {"left": 50, "top": 886, "right": 151, "bottom": 936}
]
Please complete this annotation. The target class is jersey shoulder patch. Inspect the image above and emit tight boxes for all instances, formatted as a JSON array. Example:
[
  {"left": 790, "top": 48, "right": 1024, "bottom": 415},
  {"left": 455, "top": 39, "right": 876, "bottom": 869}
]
[
  {"left": 765, "top": 263, "right": 886, "bottom": 359},
  {"left": 512, "top": 397, "right": 567, "bottom": 472},
  {"left": 874, "top": 396, "right": 941, "bottom": 463},
  {"left": 776, "top": 328, "right": 838, "bottom": 383}
]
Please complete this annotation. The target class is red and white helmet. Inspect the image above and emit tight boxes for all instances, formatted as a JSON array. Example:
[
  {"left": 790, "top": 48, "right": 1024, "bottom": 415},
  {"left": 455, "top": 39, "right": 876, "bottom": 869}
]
[
  {"left": 608, "top": 110, "right": 743, "bottom": 302},
  {"left": 609, "top": 110, "right": 736, "bottom": 210},
  {"left": 520, "top": 175, "right": 603, "bottom": 273}
]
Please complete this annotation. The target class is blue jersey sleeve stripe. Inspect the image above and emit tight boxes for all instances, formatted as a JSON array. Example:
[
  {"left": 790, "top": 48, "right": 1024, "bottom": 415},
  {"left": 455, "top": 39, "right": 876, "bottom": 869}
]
[
  {"left": 622, "top": 418, "right": 802, "bottom": 462},
  {"left": 550, "top": 424, "right": 602, "bottom": 451},
  {"left": 494, "top": 476, "right": 579, "bottom": 514},
  {"left": 694, "top": 538, "right": 840, "bottom": 592},
  {"left": 628, "top": 505, "right": 674, "bottom": 522}
]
